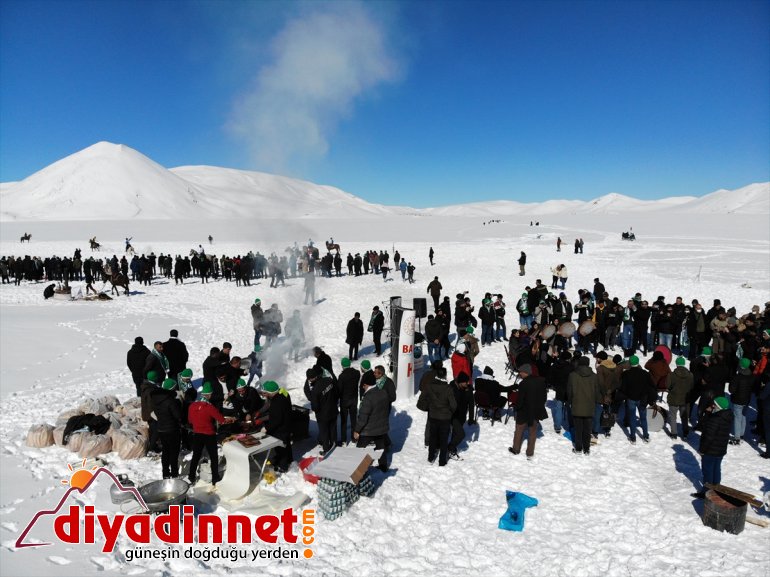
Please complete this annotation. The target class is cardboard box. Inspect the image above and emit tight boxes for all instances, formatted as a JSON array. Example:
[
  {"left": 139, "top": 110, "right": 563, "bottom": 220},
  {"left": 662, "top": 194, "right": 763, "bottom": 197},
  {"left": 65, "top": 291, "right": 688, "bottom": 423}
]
[{"left": 307, "top": 446, "right": 383, "bottom": 485}]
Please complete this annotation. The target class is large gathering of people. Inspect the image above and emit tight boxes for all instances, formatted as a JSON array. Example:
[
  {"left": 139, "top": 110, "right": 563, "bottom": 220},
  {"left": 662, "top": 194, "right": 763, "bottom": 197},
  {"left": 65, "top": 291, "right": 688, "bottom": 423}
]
[{"left": 4, "top": 236, "right": 769, "bottom": 501}]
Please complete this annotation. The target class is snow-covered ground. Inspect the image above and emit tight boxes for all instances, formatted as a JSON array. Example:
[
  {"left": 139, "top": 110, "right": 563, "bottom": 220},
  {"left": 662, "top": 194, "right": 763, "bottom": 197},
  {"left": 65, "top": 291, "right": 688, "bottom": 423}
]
[{"left": 1, "top": 210, "right": 769, "bottom": 577}]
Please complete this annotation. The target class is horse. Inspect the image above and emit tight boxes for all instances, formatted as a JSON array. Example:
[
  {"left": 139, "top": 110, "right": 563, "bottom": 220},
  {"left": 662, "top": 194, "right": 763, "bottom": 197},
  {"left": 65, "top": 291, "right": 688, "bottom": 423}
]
[
  {"left": 20, "top": 233, "right": 31, "bottom": 243},
  {"left": 325, "top": 241, "right": 340, "bottom": 253},
  {"left": 101, "top": 266, "right": 130, "bottom": 296},
  {"left": 89, "top": 237, "right": 101, "bottom": 251}
]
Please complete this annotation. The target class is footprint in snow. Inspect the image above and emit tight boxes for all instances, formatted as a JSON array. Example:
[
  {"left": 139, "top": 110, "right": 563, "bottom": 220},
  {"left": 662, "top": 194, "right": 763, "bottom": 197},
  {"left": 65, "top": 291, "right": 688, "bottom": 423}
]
[{"left": 47, "top": 556, "right": 72, "bottom": 566}]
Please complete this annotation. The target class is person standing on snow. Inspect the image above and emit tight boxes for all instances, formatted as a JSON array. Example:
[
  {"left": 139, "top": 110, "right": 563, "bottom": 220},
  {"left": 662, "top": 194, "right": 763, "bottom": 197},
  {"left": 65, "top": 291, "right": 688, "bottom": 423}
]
[
  {"left": 691, "top": 396, "right": 732, "bottom": 499},
  {"left": 346, "top": 312, "right": 364, "bottom": 360},
  {"left": 518, "top": 251, "right": 527, "bottom": 276},
  {"left": 368, "top": 306, "right": 385, "bottom": 355}
]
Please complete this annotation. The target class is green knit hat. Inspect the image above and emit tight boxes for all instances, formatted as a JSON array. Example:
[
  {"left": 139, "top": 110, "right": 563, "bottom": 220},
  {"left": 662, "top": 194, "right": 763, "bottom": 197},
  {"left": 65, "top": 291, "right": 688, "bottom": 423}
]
[
  {"left": 483, "top": 298, "right": 491, "bottom": 305},
  {"left": 201, "top": 382, "right": 213, "bottom": 395},
  {"left": 180, "top": 368, "right": 193, "bottom": 378},
  {"left": 702, "top": 346, "right": 712, "bottom": 357},
  {"left": 466, "top": 325, "right": 474, "bottom": 335},
  {"left": 254, "top": 298, "right": 261, "bottom": 305},
  {"left": 361, "top": 359, "right": 371, "bottom": 370},
  {"left": 146, "top": 370, "right": 159, "bottom": 382},
  {"left": 713, "top": 396, "right": 729, "bottom": 411},
  {"left": 162, "top": 378, "right": 177, "bottom": 390},
  {"left": 629, "top": 355, "right": 640, "bottom": 367},
  {"left": 237, "top": 378, "right": 247, "bottom": 389},
  {"left": 262, "top": 381, "right": 279, "bottom": 393},
  {"left": 739, "top": 357, "right": 750, "bottom": 370},
  {"left": 341, "top": 357, "right": 351, "bottom": 368},
  {"left": 675, "top": 357, "right": 686, "bottom": 367}
]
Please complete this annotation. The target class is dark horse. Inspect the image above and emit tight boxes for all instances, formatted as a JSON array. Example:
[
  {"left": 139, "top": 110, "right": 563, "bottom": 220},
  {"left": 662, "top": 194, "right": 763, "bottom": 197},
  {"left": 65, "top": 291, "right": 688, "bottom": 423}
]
[
  {"left": 325, "top": 241, "right": 340, "bottom": 253},
  {"left": 101, "top": 265, "right": 130, "bottom": 296},
  {"left": 20, "top": 233, "right": 31, "bottom": 243},
  {"left": 89, "top": 237, "right": 101, "bottom": 251}
]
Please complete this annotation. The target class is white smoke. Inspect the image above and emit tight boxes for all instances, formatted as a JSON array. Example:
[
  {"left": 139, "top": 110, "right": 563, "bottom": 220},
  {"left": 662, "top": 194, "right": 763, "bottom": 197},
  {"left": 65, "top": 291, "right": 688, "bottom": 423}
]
[{"left": 228, "top": 2, "right": 401, "bottom": 173}]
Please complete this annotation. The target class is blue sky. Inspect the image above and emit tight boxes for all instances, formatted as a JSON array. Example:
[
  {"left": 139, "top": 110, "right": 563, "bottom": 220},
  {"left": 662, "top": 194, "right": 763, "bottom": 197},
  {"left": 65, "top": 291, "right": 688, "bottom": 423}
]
[{"left": 1, "top": 0, "right": 768, "bottom": 207}]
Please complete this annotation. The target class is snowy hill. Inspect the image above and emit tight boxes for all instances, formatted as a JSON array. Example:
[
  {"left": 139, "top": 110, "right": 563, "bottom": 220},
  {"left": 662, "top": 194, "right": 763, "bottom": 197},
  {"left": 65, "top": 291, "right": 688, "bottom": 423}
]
[
  {"left": 1, "top": 141, "right": 767, "bottom": 221},
  {"left": 671, "top": 182, "right": 770, "bottom": 214}
]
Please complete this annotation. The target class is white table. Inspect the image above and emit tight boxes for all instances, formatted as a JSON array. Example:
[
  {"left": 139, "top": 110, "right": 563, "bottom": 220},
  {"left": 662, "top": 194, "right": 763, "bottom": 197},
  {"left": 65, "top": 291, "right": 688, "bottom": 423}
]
[{"left": 217, "top": 433, "right": 284, "bottom": 501}]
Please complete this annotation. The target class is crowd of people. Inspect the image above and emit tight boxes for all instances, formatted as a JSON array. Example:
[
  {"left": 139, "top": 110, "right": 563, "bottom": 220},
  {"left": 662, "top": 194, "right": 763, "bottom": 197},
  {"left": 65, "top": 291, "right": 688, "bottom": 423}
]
[
  {"left": 1, "top": 238, "right": 427, "bottom": 292},
  {"left": 7, "top": 237, "right": 768, "bottom": 499}
]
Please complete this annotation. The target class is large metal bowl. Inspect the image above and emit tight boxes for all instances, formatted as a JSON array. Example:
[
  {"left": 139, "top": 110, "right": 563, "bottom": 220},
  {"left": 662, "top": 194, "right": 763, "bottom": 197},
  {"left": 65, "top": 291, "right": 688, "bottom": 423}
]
[{"left": 138, "top": 479, "right": 190, "bottom": 512}]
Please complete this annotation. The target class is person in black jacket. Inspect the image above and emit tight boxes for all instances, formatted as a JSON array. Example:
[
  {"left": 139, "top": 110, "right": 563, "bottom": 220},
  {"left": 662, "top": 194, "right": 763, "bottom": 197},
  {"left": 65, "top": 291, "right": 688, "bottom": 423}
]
[
  {"left": 728, "top": 357, "right": 754, "bottom": 444},
  {"left": 424, "top": 314, "right": 443, "bottom": 363},
  {"left": 368, "top": 306, "right": 385, "bottom": 355},
  {"left": 426, "top": 367, "right": 457, "bottom": 466},
  {"left": 304, "top": 367, "right": 339, "bottom": 453},
  {"left": 510, "top": 364, "right": 548, "bottom": 458},
  {"left": 256, "top": 381, "right": 293, "bottom": 472},
  {"left": 126, "top": 337, "right": 151, "bottom": 396},
  {"left": 475, "top": 366, "right": 517, "bottom": 415},
  {"left": 202, "top": 347, "right": 222, "bottom": 387},
  {"left": 345, "top": 313, "right": 364, "bottom": 360},
  {"left": 152, "top": 379, "right": 182, "bottom": 478},
  {"left": 232, "top": 379, "right": 264, "bottom": 422},
  {"left": 354, "top": 377, "right": 390, "bottom": 471},
  {"left": 547, "top": 351, "right": 573, "bottom": 433},
  {"left": 163, "top": 329, "right": 189, "bottom": 380},
  {"left": 692, "top": 396, "right": 733, "bottom": 498},
  {"left": 337, "top": 358, "right": 360, "bottom": 445},
  {"left": 632, "top": 301, "right": 652, "bottom": 356},
  {"left": 620, "top": 355, "right": 655, "bottom": 443},
  {"left": 448, "top": 372, "right": 471, "bottom": 459},
  {"left": 143, "top": 341, "right": 169, "bottom": 381},
  {"left": 312, "top": 347, "right": 336, "bottom": 382}
]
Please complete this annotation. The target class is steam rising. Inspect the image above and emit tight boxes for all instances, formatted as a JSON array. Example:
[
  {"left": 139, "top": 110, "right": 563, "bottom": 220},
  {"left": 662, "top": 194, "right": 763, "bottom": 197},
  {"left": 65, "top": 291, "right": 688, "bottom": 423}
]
[{"left": 228, "top": 3, "right": 401, "bottom": 173}]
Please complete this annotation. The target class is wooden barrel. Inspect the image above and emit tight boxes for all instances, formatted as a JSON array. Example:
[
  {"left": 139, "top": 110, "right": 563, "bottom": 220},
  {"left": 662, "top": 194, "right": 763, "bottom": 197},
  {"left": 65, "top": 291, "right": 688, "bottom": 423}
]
[{"left": 702, "top": 489, "right": 747, "bottom": 535}]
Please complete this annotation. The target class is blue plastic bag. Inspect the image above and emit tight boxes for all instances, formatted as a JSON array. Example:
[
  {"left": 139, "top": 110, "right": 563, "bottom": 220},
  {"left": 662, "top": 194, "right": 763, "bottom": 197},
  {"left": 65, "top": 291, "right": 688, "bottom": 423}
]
[{"left": 498, "top": 491, "right": 539, "bottom": 532}]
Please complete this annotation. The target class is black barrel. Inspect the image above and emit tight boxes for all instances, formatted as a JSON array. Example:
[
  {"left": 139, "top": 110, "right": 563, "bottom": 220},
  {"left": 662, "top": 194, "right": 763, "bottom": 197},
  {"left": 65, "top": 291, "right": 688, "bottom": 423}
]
[{"left": 702, "top": 489, "right": 747, "bottom": 535}]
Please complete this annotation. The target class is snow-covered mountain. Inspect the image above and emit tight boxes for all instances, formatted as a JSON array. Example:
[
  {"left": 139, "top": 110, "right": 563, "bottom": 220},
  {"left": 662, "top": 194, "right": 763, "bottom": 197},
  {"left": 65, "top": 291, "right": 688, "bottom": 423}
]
[{"left": 0, "top": 142, "right": 767, "bottom": 221}]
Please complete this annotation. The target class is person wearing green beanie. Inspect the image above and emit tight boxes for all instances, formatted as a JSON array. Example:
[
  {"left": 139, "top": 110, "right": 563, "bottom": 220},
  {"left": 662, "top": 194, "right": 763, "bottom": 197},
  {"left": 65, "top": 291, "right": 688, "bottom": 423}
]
[
  {"left": 479, "top": 298, "right": 495, "bottom": 347},
  {"left": 188, "top": 381, "right": 234, "bottom": 487},
  {"left": 177, "top": 368, "right": 194, "bottom": 393},
  {"left": 338, "top": 356, "right": 361, "bottom": 445},
  {"left": 692, "top": 394, "right": 733, "bottom": 498},
  {"left": 257, "top": 381, "right": 294, "bottom": 472},
  {"left": 152, "top": 376, "right": 183, "bottom": 479},
  {"left": 619, "top": 354, "right": 652, "bottom": 443},
  {"left": 667, "top": 357, "right": 694, "bottom": 439},
  {"left": 728, "top": 358, "right": 754, "bottom": 444},
  {"left": 140, "top": 370, "right": 163, "bottom": 454},
  {"left": 359, "top": 359, "right": 376, "bottom": 400},
  {"left": 516, "top": 292, "right": 532, "bottom": 330},
  {"left": 232, "top": 378, "right": 264, "bottom": 425}
]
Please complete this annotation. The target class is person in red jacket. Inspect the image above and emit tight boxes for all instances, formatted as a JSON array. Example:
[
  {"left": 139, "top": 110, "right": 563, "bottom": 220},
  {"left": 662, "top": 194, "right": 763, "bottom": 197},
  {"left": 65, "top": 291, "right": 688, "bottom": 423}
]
[{"left": 188, "top": 382, "right": 235, "bottom": 487}]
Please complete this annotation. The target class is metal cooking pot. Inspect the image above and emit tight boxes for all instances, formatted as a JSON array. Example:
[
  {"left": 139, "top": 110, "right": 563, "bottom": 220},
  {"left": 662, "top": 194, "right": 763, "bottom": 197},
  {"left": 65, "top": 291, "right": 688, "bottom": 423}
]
[{"left": 137, "top": 479, "right": 190, "bottom": 513}]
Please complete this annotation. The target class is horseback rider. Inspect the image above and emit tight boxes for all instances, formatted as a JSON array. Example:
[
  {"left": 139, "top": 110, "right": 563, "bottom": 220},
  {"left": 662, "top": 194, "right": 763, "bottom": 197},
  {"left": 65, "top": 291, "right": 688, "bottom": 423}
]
[{"left": 125, "top": 237, "right": 133, "bottom": 251}]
